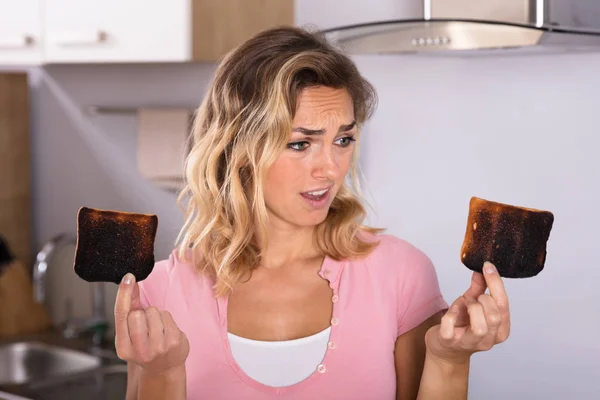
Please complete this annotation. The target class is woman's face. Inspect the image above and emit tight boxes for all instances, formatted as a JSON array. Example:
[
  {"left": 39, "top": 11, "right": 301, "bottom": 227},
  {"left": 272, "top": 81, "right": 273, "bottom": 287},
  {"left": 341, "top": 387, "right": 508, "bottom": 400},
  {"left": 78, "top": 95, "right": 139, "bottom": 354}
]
[{"left": 264, "top": 86, "right": 357, "bottom": 230}]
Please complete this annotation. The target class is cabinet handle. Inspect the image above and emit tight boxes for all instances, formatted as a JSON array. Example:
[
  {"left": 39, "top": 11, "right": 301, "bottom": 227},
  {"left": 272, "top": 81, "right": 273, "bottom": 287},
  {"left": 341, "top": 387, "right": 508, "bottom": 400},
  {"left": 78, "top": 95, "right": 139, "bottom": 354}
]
[
  {"left": 0, "top": 34, "right": 34, "bottom": 49},
  {"left": 52, "top": 30, "right": 108, "bottom": 46}
]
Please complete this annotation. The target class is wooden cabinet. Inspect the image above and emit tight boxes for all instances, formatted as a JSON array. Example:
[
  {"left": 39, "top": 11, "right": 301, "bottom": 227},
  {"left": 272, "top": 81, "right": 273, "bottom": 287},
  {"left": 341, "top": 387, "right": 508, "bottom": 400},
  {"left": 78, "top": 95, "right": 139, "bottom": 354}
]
[
  {"left": 191, "top": 0, "right": 295, "bottom": 61},
  {"left": 0, "top": 0, "right": 43, "bottom": 65},
  {"left": 0, "top": 73, "right": 32, "bottom": 267},
  {"left": 0, "top": 0, "right": 294, "bottom": 65}
]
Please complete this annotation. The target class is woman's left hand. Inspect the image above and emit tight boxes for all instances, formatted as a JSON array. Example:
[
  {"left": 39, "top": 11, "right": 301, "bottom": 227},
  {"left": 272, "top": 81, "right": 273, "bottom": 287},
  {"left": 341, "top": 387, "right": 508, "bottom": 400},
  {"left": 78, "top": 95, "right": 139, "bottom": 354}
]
[{"left": 425, "top": 261, "right": 511, "bottom": 365}]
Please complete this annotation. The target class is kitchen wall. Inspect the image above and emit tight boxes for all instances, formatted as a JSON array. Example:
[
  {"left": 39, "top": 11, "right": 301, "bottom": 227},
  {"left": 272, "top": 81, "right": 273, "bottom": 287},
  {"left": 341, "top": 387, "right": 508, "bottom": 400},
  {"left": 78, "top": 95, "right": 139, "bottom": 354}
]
[
  {"left": 4, "top": 0, "right": 599, "bottom": 399},
  {"left": 21, "top": 63, "right": 218, "bottom": 330},
  {"left": 355, "top": 51, "right": 600, "bottom": 400}
]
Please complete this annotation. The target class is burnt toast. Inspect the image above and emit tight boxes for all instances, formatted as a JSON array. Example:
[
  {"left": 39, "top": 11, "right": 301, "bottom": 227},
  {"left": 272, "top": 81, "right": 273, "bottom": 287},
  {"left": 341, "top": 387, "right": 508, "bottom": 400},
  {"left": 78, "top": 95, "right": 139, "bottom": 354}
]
[
  {"left": 460, "top": 197, "right": 554, "bottom": 278},
  {"left": 74, "top": 207, "right": 158, "bottom": 284}
]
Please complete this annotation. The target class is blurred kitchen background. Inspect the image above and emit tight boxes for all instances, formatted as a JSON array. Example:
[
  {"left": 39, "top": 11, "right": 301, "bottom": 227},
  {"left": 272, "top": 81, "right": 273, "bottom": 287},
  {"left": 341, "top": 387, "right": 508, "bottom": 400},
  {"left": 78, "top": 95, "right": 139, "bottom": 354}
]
[{"left": 0, "top": 0, "right": 599, "bottom": 399}]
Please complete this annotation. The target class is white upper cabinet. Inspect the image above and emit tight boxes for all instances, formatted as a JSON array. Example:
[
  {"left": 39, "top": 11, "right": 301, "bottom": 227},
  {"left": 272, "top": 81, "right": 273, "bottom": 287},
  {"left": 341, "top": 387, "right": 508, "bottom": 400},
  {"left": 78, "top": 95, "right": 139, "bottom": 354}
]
[
  {"left": 0, "top": 0, "right": 43, "bottom": 65},
  {"left": 44, "top": 0, "right": 191, "bottom": 63},
  {"left": 0, "top": 0, "right": 294, "bottom": 65}
]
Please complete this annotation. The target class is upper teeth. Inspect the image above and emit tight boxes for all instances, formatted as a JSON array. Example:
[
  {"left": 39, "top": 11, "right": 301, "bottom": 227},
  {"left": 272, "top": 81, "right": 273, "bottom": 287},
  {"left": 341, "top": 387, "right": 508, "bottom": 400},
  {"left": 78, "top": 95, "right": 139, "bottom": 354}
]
[{"left": 308, "top": 189, "right": 328, "bottom": 196}]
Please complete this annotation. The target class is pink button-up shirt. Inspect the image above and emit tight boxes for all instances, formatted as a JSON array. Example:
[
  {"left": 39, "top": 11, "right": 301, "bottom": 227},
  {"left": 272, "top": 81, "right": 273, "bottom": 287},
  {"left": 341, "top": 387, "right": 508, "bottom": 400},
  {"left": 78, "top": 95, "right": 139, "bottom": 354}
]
[{"left": 139, "top": 233, "right": 448, "bottom": 399}]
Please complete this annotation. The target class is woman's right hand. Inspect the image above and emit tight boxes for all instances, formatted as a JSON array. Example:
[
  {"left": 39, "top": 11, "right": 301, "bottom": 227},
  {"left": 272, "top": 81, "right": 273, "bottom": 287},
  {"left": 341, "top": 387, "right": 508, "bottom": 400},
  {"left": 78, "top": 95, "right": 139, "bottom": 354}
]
[{"left": 114, "top": 273, "right": 190, "bottom": 376}]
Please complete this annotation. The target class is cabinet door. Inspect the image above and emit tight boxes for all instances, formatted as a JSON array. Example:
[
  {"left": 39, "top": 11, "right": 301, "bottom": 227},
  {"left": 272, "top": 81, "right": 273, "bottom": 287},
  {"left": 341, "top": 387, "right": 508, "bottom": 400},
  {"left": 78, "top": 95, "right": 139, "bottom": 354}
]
[
  {"left": 44, "top": 0, "right": 191, "bottom": 63},
  {"left": 0, "top": 0, "right": 43, "bottom": 65}
]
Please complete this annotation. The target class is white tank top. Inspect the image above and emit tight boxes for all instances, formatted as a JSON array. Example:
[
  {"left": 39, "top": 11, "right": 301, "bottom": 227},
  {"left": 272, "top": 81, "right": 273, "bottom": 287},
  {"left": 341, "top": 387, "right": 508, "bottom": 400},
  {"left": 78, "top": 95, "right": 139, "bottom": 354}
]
[{"left": 227, "top": 327, "right": 331, "bottom": 387}]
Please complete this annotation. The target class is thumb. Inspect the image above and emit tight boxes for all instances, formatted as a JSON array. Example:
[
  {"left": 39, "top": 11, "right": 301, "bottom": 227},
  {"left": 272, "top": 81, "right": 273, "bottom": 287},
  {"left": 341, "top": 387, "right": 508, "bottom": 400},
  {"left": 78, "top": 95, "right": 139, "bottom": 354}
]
[
  {"left": 463, "top": 270, "right": 487, "bottom": 299},
  {"left": 114, "top": 273, "right": 136, "bottom": 349},
  {"left": 115, "top": 273, "right": 136, "bottom": 318}
]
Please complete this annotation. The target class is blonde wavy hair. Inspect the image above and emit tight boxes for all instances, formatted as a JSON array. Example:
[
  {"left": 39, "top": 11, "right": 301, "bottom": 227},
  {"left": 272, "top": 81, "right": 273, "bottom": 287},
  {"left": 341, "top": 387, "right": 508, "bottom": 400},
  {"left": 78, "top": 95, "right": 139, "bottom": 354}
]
[{"left": 176, "top": 26, "right": 383, "bottom": 296}]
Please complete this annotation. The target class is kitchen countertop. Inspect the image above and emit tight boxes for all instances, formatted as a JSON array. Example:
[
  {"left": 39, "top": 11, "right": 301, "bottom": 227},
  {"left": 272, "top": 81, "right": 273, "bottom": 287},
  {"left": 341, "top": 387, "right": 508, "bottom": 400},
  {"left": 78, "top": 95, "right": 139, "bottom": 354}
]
[
  {"left": 0, "top": 328, "right": 122, "bottom": 399},
  {"left": 0, "top": 391, "right": 33, "bottom": 400}
]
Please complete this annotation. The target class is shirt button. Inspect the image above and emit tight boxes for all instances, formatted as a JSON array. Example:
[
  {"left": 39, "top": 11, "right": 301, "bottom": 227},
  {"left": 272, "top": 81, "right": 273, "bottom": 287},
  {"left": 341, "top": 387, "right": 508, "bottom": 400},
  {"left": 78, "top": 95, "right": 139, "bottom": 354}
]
[
  {"left": 331, "top": 317, "right": 339, "bottom": 326},
  {"left": 328, "top": 341, "right": 336, "bottom": 349},
  {"left": 322, "top": 270, "right": 329, "bottom": 277},
  {"left": 331, "top": 294, "right": 339, "bottom": 303},
  {"left": 317, "top": 364, "right": 326, "bottom": 373}
]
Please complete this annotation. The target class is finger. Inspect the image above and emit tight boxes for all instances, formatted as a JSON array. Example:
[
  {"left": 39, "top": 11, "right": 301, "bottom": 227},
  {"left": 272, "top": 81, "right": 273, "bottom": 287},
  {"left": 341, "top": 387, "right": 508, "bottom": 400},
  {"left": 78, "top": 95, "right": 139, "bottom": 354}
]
[
  {"left": 449, "top": 296, "right": 470, "bottom": 327},
  {"left": 161, "top": 310, "right": 188, "bottom": 356},
  {"left": 146, "top": 307, "right": 165, "bottom": 355},
  {"left": 161, "top": 310, "right": 179, "bottom": 346},
  {"left": 482, "top": 261, "right": 511, "bottom": 341},
  {"left": 439, "top": 305, "right": 460, "bottom": 341},
  {"left": 130, "top": 278, "right": 143, "bottom": 311},
  {"left": 460, "top": 296, "right": 488, "bottom": 348},
  {"left": 128, "top": 310, "right": 150, "bottom": 362},
  {"left": 463, "top": 271, "right": 487, "bottom": 299},
  {"left": 114, "top": 273, "right": 136, "bottom": 354},
  {"left": 477, "top": 294, "right": 502, "bottom": 347}
]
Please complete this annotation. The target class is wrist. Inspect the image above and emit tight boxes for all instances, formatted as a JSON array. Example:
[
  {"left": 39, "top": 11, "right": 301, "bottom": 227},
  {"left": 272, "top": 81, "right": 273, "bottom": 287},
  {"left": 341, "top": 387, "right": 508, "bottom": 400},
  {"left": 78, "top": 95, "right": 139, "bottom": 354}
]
[
  {"left": 140, "top": 363, "right": 186, "bottom": 380},
  {"left": 425, "top": 348, "right": 471, "bottom": 373},
  {"left": 419, "top": 351, "right": 470, "bottom": 400},
  {"left": 138, "top": 363, "right": 187, "bottom": 400}
]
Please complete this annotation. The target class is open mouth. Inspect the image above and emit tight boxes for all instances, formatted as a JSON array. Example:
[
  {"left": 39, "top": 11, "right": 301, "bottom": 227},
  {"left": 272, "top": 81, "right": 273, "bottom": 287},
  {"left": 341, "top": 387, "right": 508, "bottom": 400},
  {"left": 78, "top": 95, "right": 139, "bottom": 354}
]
[{"left": 300, "top": 187, "right": 330, "bottom": 202}]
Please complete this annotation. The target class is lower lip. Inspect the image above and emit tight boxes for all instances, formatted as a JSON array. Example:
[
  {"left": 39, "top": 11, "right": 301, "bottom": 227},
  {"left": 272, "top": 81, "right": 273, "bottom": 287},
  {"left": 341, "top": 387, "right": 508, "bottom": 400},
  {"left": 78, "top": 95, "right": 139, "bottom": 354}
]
[{"left": 300, "top": 190, "right": 330, "bottom": 209}]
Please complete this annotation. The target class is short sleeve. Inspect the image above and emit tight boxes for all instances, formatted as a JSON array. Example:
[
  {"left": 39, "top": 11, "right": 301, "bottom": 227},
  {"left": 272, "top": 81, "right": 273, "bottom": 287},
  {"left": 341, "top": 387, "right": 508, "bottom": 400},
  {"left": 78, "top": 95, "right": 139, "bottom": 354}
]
[
  {"left": 138, "top": 253, "right": 175, "bottom": 309},
  {"left": 394, "top": 240, "right": 448, "bottom": 337}
]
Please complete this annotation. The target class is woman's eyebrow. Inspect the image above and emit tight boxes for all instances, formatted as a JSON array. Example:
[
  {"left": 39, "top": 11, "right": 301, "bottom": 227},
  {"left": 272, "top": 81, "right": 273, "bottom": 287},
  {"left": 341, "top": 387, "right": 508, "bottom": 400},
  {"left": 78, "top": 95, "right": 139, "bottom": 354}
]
[
  {"left": 292, "top": 121, "right": 356, "bottom": 136},
  {"left": 340, "top": 121, "right": 357, "bottom": 132}
]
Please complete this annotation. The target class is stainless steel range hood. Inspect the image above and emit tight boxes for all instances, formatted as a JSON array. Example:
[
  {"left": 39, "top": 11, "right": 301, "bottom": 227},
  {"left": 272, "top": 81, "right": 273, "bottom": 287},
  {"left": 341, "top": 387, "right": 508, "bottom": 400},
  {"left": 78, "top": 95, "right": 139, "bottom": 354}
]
[{"left": 322, "top": 0, "right": 600, "bottom": 55}]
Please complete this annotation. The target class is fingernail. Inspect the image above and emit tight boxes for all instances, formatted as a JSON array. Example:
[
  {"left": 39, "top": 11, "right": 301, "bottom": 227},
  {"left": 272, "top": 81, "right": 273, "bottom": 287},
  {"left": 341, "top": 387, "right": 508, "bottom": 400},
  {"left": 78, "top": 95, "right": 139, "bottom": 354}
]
[
  {"left": 484, "top": 262, "right": 496, "bottom": 274},
  {"left": 450, "top": 305, "right": 459, "bottom": 313},
  {"left": 122, "top": 273, "right": 134, "bottom": 285}
]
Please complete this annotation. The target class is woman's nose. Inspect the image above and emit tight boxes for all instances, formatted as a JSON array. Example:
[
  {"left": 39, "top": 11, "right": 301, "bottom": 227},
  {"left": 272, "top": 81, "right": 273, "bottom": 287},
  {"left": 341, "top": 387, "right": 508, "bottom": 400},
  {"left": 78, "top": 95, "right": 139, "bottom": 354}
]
[{"left": 311, "top": 146, "right": 339, "bottom": 180}]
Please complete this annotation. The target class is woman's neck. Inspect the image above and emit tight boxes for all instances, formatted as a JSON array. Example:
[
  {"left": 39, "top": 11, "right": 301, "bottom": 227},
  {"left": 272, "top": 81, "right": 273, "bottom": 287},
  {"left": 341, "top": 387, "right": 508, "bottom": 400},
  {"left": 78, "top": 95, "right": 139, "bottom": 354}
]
[{"left": 259, "top": 224, "right": 321, "bottom": 270}]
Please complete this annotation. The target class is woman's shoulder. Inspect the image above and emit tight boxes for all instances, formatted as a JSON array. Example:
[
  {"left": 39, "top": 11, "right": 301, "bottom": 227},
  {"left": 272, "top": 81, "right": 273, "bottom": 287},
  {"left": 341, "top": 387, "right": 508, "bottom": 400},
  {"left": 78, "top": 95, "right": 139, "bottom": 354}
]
[
  {"left": 138, "top": 248, "right": 210, "bottom": 308},
  {"left": 350, "top": 231, "right": 442, "bottom": 287},
  {"left": 354, "top": 232, "right": 448, "bottom": 335},
  {"left": 356, "top": 231, "right": 435, "bottom": 269},
  {"left": 143, "top": 248, "right": 192, "bottom": 282}
]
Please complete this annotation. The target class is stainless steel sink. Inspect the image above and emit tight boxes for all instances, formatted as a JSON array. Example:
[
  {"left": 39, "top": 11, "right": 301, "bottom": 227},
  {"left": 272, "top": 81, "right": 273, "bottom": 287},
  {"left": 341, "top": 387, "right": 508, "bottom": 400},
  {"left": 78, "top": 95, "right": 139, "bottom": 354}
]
[
  {"left": 27, "top": 364, "right": 128, "bottom": 400},
  {"left": 0, "top": 342, "right": 101, "bottom": 386}
]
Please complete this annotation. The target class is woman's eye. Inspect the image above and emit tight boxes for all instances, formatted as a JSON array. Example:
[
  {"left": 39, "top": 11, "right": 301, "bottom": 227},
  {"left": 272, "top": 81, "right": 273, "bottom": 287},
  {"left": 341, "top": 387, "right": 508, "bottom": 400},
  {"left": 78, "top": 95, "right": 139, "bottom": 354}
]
[
  {"left": 336, "top": 136, "right": 356, "bottom": 148},
  {"left": 287, "top": 141, "right": 309, "bottom": 151}
]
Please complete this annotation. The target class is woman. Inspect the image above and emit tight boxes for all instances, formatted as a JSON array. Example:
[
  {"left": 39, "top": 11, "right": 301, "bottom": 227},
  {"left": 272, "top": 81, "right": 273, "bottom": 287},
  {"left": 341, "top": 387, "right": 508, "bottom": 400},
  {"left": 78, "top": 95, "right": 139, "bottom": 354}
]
[{"left": 114, "top": 26, "right": 510, "bottom": 400}]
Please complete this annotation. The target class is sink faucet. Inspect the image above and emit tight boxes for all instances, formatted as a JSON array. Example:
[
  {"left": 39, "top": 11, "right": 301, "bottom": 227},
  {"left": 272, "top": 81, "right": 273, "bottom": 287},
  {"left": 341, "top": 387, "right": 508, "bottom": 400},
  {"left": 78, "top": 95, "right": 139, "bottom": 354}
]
[{"left": 33, "top": 233, "right": 109, "bottom": 346}]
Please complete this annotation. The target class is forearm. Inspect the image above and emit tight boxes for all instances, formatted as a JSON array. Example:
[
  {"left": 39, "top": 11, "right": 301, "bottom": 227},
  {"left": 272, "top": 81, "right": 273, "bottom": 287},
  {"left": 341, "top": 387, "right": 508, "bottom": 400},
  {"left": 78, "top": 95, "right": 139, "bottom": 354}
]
[
  {"left": 416, "top": 351, "right": 470, "bottom": 400},
  {"left": 138, "top": 365, "right": 187, "bottom": 400}
]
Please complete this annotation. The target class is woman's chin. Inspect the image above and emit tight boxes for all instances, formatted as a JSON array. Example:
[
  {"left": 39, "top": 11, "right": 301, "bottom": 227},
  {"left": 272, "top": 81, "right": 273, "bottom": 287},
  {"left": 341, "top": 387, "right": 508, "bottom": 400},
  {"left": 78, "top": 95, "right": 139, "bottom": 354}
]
[
  {"left": 268, "top": 204, "right": 332, "bottom": 229},
  {"left": 299, "top": 210, "right": 330, "bottom": 227}
]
